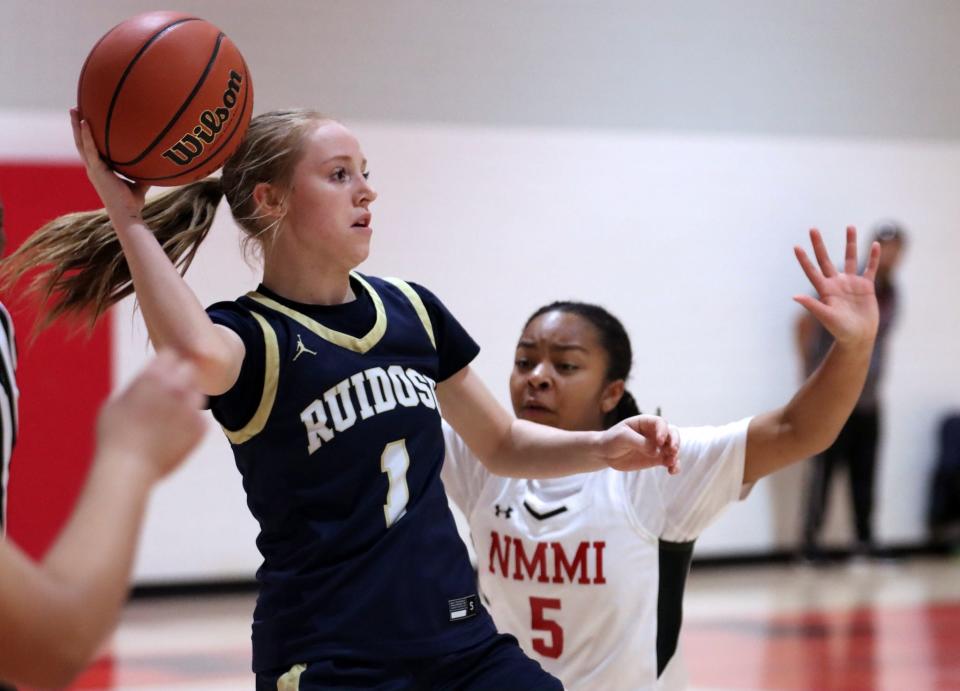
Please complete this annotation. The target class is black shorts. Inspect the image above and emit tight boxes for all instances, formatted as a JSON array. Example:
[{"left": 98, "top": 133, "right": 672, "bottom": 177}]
[{"left": 255, "top": 633, "right": 562, "bottom": 690}]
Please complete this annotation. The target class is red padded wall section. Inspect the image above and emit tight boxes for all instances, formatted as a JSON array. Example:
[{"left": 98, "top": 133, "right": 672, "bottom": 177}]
[{"left": 0, "top": 163, "right": 112, "bottom": 558}]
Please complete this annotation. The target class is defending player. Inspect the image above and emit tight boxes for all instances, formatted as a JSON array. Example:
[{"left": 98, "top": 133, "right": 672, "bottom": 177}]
[{"left": 442, "top": 229, "right": 880, "bottom": 690}]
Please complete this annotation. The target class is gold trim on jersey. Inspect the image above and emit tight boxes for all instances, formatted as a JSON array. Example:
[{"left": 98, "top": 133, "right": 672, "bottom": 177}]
[
  {"left": 276, "top": 663, "right": 306, "bottom": 691},
  {"left": 246, "top": 272, "right": 386, "bottom": 354},
  {"left": 222, "top": 311, "right": 279, "bottom": 445},
  {"left": 383, "top": 277, "right": 436, "bottom": 349}
]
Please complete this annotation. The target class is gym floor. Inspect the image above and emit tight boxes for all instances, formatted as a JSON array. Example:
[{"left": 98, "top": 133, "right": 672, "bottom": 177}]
[{"left": 57, "top": 557, "right": 960, "bottom": 690}]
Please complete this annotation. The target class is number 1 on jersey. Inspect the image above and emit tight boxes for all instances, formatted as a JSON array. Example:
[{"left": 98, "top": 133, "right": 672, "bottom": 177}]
[{"left": 381, "top": 440, "right": 410, "bottom": 527}]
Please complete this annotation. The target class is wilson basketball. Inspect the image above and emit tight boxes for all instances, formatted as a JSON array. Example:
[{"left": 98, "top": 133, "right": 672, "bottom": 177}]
[{"left": 77, "top": 11, "right": 254, "bottom": 186}]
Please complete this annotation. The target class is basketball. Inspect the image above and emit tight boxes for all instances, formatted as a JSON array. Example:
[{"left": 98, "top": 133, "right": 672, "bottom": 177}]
[{"left": 77, "top": 11, "right": 254, "bottom": 186}]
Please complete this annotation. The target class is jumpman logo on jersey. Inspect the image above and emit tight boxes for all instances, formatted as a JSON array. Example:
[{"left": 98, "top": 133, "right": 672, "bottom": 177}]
[
  {"left": 494, "top": 504, "right": 513, "bottom": 519},
  {"left": 293, "top": 334, "right": 318, "bottom": 361}
]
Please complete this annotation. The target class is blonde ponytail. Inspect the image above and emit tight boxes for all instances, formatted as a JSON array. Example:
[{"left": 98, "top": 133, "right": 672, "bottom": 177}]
[
  {"left": 1, "top": 108, "right": 332, "bottom": 333},
  {"left": 0, "top": 177, "right": 223, "bottom": 330}
]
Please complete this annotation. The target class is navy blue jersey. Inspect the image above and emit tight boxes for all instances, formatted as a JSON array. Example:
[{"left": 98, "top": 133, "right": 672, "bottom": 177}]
[{"left": 206, "top": 274, "right": 496, "bottom": 672}]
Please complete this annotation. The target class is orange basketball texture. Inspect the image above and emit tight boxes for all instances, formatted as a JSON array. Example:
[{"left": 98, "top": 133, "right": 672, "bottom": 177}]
[{"left": 77, "top": 11, "right": 253, "bottom": 186}]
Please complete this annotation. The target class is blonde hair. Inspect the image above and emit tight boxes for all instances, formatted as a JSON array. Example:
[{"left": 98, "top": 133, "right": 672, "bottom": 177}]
[{"left": 0, "top": 109, "right": 330, "bottom": 330}]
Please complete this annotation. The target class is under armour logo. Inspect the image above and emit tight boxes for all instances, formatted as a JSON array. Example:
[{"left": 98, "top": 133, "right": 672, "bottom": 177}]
[
  {"left": 293, "top": 334, "right": 318, "bottom": 361},
  {"left": 494, "top": 504, "right": 513, "bottom": 519}
]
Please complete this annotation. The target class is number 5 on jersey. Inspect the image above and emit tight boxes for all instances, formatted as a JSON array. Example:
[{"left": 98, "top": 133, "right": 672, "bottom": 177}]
[{"left": 530, "top": 596, "right": 564, "bottom": 658}]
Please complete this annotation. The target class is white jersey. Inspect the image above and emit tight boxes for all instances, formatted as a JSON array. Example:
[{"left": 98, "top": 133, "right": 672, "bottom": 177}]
[{"left": 442, "top": 418, "right": 750, "bottom": 691}]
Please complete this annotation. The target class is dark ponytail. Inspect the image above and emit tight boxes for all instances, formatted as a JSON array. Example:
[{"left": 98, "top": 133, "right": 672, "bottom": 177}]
[{"left": 524, "top": 300, "right": 639, "bottom": 429}]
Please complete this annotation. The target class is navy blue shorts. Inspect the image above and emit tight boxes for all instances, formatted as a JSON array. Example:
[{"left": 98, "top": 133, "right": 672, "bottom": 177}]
[{"left": 255, "top": 633, "right": 562, "bottom": 690}]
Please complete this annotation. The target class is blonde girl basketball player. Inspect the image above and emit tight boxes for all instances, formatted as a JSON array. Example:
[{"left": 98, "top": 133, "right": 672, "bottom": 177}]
[
  {"left": 441, "top": 228, "right": 880, "bottom": 690},
  {"left": 0, "top": 108, "right": 680, "bottom": 689}
]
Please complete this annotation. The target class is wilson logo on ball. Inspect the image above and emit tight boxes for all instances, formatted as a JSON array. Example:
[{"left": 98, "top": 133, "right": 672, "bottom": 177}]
[{"left": 162, "top": 69, "right": 244, "bottom": 167}]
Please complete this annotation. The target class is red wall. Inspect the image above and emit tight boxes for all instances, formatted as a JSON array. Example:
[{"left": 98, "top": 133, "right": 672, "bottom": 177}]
[{"left": 0, "top": 163, "right": 112, "bottom": 559}]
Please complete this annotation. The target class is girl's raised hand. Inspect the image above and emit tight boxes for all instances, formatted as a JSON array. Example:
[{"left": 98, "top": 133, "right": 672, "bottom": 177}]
[
  {"left": 70, "top": 107, "right": 150, "bottom": 224},
  {"left": 794, "top": 227, "right": 880, "bottom": 347}
]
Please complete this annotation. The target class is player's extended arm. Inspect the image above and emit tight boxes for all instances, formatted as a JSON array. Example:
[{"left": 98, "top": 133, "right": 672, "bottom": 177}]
[
  {"left": 0, "top": 353, "right": 205, "bottom": 688},
  {"left": 437, "top": 366, "right": 679, "bottom": 478},
  {"left": 71, "top": 109, "right": 244, "bottom": 396},
  {"left": 744, "top": 227, "right": 880, "bottom": 483}
]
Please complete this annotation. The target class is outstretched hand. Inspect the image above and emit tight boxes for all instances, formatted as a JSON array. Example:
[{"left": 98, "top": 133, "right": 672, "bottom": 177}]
[
  {"left": 70, "top": 108, "right": 150, "bottom": 223},
  {"left": 794, "top": 227, "right": 880, "bottom": 347},
  {"left": 599, "top": 415, "right": 680, "bottom": 474},
  {"left": 96, "top": 350, "right": 207, "bottom": 481}
]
